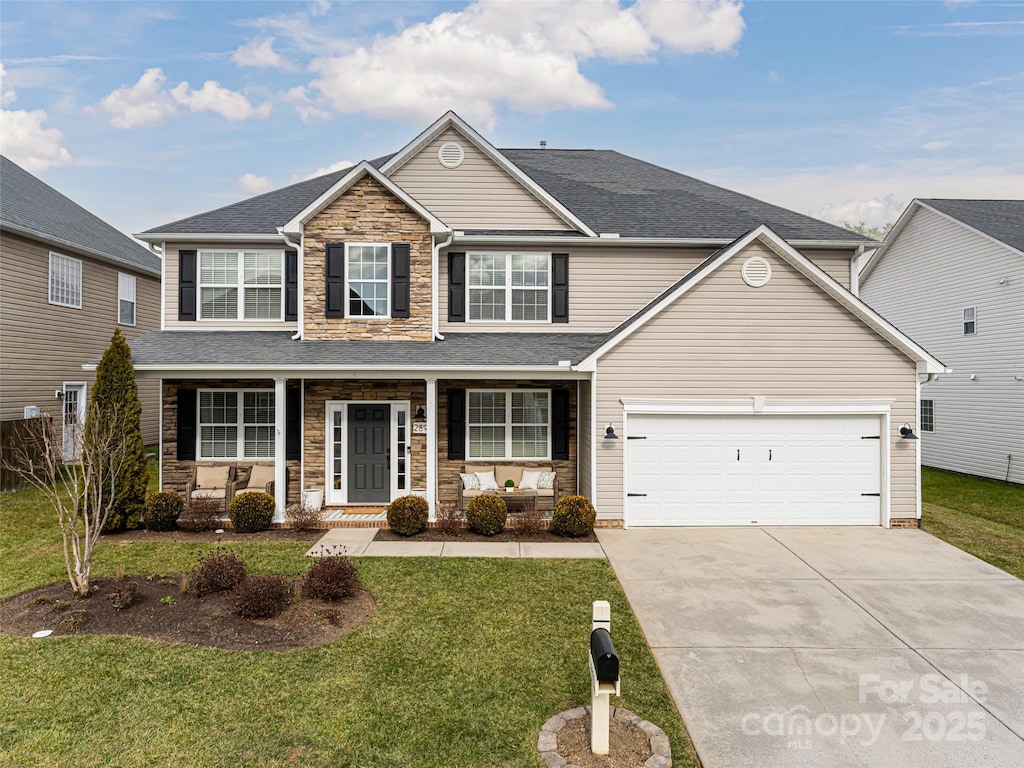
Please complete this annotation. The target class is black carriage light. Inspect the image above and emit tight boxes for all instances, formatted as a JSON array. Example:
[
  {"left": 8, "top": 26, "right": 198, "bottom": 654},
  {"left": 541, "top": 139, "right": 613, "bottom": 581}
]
[
  {"left": 414, "top": 406, "right": 426, "bottom": 422},
  {"left": 899, "top": 423, "right": 919, "bottom": 440},
  {"left": 604, "top": 423, "right": 619, "bottom": 439}
]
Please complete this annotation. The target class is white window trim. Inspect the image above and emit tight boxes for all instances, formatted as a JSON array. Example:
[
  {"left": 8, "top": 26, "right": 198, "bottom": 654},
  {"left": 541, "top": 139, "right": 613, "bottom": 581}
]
[
  {"left": 344, "top": 242, "right": 391, "bottom": 320},
  {"left": 49, "top": 252, "right": 82, "bottom": 309},
  {"left": 196, "top": 388, "right": 276, "bottom": 460},
  {"left": 118, "top": 273, "right": 137, "bottom": 326},
  {"left": 466, "top": 388, "right": 552, "bottom": 461},
  {"left": 466, "top": 252, "right": 551, "bottom": 324},
  {"left": 962, "top": 306, "right": 977, "bottom": 335},
  {"left": 198, "top": 250, "right": 285, "bottom": 322}
]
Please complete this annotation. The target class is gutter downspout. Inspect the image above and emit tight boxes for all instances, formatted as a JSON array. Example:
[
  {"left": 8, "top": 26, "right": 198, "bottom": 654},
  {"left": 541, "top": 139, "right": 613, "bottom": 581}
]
[
  {"left": 279, "top": 229, "right": 303, "bottom": 340},
  {"left": 432, "top": 229, "right": 454, "bottom": 341}
]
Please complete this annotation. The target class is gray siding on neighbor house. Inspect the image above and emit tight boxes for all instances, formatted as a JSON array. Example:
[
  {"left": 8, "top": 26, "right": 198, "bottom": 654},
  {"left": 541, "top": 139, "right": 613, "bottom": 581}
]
[
  {"left": 0, "top": 231, "right": 161, "bottom": 444},
  {"left": 594, "top": 241, "right": 919, "bottom": 521},
  {"left": 861, "top": 205, "right": 1024, "bottom": 484}
]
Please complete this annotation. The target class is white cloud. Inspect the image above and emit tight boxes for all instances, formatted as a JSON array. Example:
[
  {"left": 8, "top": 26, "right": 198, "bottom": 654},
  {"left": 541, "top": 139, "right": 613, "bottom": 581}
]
[
  {"left": 235, "top": 172, "right": 274, "bottom": 194},
  {"left": 309, "top": 0, "right": 746, "bottom": 129},
  {"left": 0, "top": 63, "right": 16, "bottom": 106},
  {"left": 96, "top": 67, "right": 273, "bottom": 127},
  {"left": 921, "top": 140, "right": 952, "bottom": 151},
  {"left": 232, "top": 36, "right": 298, "bottom": 71},
  {"left": 284, "top": 85, "right": 333, "bottom": 123},
  {"left": 292, "top": 159, "right": 354, "bottom": 182},
  {"left": 0, "top": 108, "right": 72, "bottom": 172},
  {"left": 812, "top": 195, "right": 907, "bottom": 231}
]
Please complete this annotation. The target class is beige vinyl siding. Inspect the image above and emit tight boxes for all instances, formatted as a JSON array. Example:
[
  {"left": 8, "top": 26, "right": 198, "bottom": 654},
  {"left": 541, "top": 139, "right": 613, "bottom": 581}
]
[
  {"left": 163, "top": 244, "right": 299, "bottom": 331},
  {"left": 578, "top": 379, "right": 593, "bottom": 499},
  {"left": 0, "top": 231, "right": 161, "bottom": 444},
  {"left": 802, "top": 248, "right": 854, "bottom": 289},
  {"left": 594, "top": 241, "right": 919, "bottom": 520},
  {"left": 861, "top": 206, "right": 1024, "bottom": 483},
  {"left": 390, "top": 128, "right": 570, "bottom": 231}
]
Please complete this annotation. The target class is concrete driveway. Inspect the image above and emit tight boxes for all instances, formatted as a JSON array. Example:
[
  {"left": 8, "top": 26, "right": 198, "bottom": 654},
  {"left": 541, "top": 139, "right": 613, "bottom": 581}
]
[{"left": 597, "top": 527, "right": 1024, "bottom": 768}]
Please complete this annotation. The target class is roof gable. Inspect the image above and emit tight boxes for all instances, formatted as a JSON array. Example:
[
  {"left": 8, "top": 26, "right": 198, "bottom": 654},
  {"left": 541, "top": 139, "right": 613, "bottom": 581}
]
[{"left": 580, "top": 225, "right": 945, "bottom": 374}]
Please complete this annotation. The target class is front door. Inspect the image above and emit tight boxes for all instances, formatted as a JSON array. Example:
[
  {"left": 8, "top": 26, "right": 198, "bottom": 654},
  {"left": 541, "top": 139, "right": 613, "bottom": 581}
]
[{"left": 346, "top": 404, "right": 391, "bottom": 503}]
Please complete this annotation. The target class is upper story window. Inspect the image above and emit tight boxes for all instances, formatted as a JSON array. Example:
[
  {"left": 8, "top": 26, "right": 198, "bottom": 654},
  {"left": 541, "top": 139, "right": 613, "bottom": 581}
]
[
  {"left": 467, "top": 389, "right": 550, "bottom": 460},
  {"left": 198, "top": 389, "right": 275, "bottom": 459},
  {"left": 118, "top": 273, "right": 136, "bottom": 325},
  {"left": 468, "top": 252, "right": 550, "bottom": 322},
  {"left": 347, "top": 244, "right": 390, "bottom": 318},
  {"left": 49, "top": 252, "right": 82, "bottom": 309},
  {"left": 962, "top": 306, "right": 976, "bottom": 335},
  {"left": 199, "top": 250, "right": 283, "bottom": 321}
]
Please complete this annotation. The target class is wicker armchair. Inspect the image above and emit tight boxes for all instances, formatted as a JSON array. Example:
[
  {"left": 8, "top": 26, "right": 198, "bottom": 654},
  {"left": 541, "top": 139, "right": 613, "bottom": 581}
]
[
  {"left": 233, "top": 465, "right": 276, "bottom": 499},
  {"left": 186, "top": 464, "right": 237, "bottom": 513}
]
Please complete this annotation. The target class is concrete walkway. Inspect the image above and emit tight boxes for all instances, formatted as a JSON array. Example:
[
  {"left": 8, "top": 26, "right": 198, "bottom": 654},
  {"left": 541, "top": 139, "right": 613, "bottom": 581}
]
[
  {"left": 305, "top": 528, "right": 605, "bottom": 559},
  {"left": 597, "top": 526, "right": 1024, "bottom": 768}
]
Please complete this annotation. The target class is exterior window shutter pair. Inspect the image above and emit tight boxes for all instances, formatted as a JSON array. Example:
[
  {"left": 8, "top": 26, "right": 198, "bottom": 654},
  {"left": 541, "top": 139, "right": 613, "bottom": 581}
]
[
  {"left": 176, "top": 387, "right": 301, "bottom": 461},
  {"left": 325, "top": 243, "right": 410, "bottom": 319},
  {"left": 178, "top": 249, "right": 298, "bottom": 322},
  {"left": 446, "top": 387, "right": 570, "bottom": 461},
  {"left": 446, "top": 252, "right": 569, "bottom": 323}
]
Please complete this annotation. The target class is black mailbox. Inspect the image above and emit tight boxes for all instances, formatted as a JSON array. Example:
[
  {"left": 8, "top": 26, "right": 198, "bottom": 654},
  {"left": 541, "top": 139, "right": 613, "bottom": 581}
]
[{"left": 590, "top": 627, "right": 619, "bottom": 682}]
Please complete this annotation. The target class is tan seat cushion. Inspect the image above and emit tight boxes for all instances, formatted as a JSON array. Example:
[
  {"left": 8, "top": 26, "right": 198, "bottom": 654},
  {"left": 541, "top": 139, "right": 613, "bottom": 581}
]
[
  {"left": 495, "top": 466, "right": 524, "bottom": 487},
  {"left": 191, "top": 488, "right": 226, "bottom": 500},
  {"left": 195, "top": 465, "right": 230, "bottom": 489},
  {"left": 536, "top": 488, "right": 554, "bottom": 498},
  {"left": 245, "top": 465, "right": 275, "bottom": 489}
]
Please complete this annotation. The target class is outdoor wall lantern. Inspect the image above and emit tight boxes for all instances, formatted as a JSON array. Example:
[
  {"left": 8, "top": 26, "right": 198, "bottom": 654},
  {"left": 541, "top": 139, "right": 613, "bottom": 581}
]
[
  {"left": 604, "top": 423, "right": 619, "bottom": 439},
  {"left": 899, "top": 423, "right": 919, "bottom": 440},
  {"left": 414, "top": 406, "right": 426, "bottom": 422}
]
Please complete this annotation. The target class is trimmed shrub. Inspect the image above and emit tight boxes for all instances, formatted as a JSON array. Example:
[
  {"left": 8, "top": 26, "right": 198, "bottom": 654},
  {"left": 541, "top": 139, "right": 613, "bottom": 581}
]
[
  {"left": 551, "top": 495, "right": 597, "bottom": 538},
  {"left": 188, "top": 552, "right": 247, "bottom": 597},
  {"left": 229, "top": 491, "right": 275, "bottom": 533},
  {"left": 180, "top": 494, "right": 222, "bottom": 532},
  {"left": 303, "top": 556, "right": 360, "bottom": 601},
  {"left": 386, "top": 495, "right": 429, "bottom": 536},
  {"left": 234, "top": 575, "right": 291, "bottom": 619},
  {"left": 143, "top": 491, "right": 183, "bottom": 531},
  {"left": 465, "top": 494, "right": 507, "bottom": 536}
]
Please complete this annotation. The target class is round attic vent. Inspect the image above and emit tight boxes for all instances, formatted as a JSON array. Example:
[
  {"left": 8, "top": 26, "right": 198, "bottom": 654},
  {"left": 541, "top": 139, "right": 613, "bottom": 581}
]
[
  {"left": 741, "top": 256, "right": 772, "bottom": 287},
  {"left": 437, "top": 142, "right": 465, "bottom": 169}
]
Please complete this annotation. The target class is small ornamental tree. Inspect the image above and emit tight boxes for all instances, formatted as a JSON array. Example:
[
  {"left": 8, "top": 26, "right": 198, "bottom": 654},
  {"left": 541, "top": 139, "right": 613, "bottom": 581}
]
[{"left": 87, "top": 328, "right": 148, "bottom": 531}]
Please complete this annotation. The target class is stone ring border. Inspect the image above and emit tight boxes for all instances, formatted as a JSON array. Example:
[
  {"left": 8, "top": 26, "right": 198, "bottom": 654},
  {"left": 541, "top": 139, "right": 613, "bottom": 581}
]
[{"left": 537, "top": 705, "right": 673, "bottom": 768}]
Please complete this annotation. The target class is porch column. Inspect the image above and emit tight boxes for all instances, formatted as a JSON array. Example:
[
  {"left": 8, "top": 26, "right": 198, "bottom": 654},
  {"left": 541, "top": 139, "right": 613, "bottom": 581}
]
[
  {"left": 274, "top": 377, "right": 287, "bottom": 523},
  {"left": 426, "top": 377, "right": 437, "bottom": 520}
]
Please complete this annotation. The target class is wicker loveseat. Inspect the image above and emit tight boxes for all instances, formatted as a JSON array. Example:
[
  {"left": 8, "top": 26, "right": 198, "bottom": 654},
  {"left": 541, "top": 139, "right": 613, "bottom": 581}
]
[{"left": 458, "top": 464, "right": 558, "bottom": 512}]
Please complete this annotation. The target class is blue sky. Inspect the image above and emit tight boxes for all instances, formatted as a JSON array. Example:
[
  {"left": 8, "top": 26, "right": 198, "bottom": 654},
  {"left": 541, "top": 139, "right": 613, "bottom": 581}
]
[{"left": 2, "top": 0, "right": 1022, "bottom": 238}]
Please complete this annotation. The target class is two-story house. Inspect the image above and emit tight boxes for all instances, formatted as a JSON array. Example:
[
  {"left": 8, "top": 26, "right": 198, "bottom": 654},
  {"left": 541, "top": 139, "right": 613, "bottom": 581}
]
[
  {"left": 126, "top": 112, "right": 944, "bottom": 528},
  {"left": 860, "top": 199, "right": 1023, "bottom": 484},
  {"left": 0, "top": 156, "right": 161, "bottom": 463}
]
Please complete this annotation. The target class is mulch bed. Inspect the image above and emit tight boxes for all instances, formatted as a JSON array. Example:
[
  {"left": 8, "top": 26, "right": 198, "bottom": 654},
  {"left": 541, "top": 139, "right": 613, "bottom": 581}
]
[
  {"left": 1, "top": 576, "right": 374, "bottom": 652},
  {"left": 374, "top": 528, "right": 598, "bottom": 543},
  {"left": 106, "top": 528, "right": 323, "bottom": 544},
  {"left": 557, "top": 715, "right": 653, "bottom": 767}
]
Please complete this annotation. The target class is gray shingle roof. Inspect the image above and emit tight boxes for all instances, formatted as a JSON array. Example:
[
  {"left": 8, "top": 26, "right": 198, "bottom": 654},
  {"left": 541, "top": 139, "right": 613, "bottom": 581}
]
[
  {"left": 1, "top": 156, "right": 161, "bottom": 275},
  {"left": 119, "top": 331, "right": 607, "bottom": 369},
  {"left": 142, "top": 146, "right": 871, "bottom": 244},
  {"left": 920, "top": 199, "right": 1024, "bottom": 254}
]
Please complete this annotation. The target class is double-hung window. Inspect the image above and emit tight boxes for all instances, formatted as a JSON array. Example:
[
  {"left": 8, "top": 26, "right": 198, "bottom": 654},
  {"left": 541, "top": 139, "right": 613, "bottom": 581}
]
[
  {"left": 346, "top": 243, "right": 390, "bottom": 317},
  {"left": 467, "top": 389, "right": 550, "bottom": 460},
  {"left": 198, "top": 390, "right": 275, "bottom": 459},
  {"left": 920, "top": 400, "right": 934, "bottom": 432},
  {"left": 199, "top": 250, "right": 283, "bottom": 320},
  {"left": 468, "top": 252, "right": 550, "bottom": 322},
  {"left": 118, "top": 273, "right": 136, "bottom": 325},
  {"left": 963, "top": 306, "right": 976, "bottom": 335},
  {"left": 49, "top": 252, "right": 82, "bottom": 308}
]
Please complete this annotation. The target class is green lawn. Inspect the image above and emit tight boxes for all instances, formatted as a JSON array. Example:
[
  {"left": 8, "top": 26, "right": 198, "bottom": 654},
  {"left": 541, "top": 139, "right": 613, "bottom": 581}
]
[
  {"left": 0, "top": 470, "right": 698, "bottom": 768},
  {"left": 921, "top": 467, "right": 1024, "bottom": 579}
]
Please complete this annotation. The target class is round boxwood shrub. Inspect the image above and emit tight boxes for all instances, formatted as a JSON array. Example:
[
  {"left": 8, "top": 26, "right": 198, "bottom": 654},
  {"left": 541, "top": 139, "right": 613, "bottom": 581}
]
[
  {"left": 386, "top": 495, "right": 429, "bottom": 536},
  {"left": 143, "top": 491, "right": 183, "bottom": 531},
  {"left": 551, "top": 495, "right": 597, "bottom": 538},
  {"left": 304, "top": 556, "right": 360, "bottom": 601},
  {"left": 228, "top": 491, "right": 275, "bottom": 533},
  {"left": 233, "top": 575, "right": 291, "bottom": 619},
  {"left": 465, "top": 494, "right": 507, "bottom": 536}
]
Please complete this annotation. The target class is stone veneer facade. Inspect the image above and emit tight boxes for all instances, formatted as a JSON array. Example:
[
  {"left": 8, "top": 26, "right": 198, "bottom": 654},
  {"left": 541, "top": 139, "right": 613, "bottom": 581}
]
[
  {"left": 303, "top": 176, "right": 434, "bottom": 341},
  {"left": 161, "top": 381, "right": 301, "bottom": 504}
]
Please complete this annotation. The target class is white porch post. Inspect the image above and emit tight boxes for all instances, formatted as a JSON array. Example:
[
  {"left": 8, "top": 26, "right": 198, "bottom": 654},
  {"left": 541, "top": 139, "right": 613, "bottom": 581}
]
[
  {"left": 274, "top": 377, "right": 287, "bottom": 523},
  {"left": 426, "top": 377, "right": 437, "bottom": 520}
]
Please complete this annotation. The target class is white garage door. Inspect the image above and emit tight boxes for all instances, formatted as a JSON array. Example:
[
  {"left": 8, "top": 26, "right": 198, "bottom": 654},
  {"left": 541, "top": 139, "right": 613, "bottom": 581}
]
[{"left": 626, "top": 413, "right": 882, "bottom": 526}]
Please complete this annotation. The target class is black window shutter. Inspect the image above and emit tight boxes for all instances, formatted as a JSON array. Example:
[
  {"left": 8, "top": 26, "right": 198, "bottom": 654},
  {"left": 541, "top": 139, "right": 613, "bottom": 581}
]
[
  {"left": 391, "top": 243, "right": 411, "bottom": 319},
  {"left": 552, "top": 389, "right": 570, "bottom": 460},
  {"left": 176, "top": 388, "right": 197, "bottom": 461},
  {"left": 552, "top": 253, "right": 569, "bottom": 323},
  {"left": 448, "top": 252, "right": 466, "bottom": 322},
  {"left": 284, "top": 250, "right": 298, "bottom": 322},
  {"left": 285, "top": 383, "right": 301, "bottom": 461},
  {"left": 326, "top": 244, "right": 345, "bottom": 318},
  {"left": 178, "top": 250, "right": 197, "bottom": 321},
  {"left": 447, "top": 388, "right": 466, "bottom": 460}
]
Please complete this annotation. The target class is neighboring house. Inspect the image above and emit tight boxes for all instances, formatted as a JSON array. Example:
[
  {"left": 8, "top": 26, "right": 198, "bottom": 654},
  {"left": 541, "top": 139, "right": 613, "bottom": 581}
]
[
  {"left": 0, "top": 156, "right": 162, "bottom": 458},
  {"left": 126, "top": 112, "right": 943, "bottom": 528},
  {"left": 859, "top": 199, "right": 1023, "bottom": 485}
]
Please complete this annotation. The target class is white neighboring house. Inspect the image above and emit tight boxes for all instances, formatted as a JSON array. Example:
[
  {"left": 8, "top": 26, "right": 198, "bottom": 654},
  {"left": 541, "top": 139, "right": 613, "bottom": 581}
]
[{"left": 860, "top": 199, "right": 1024, "bottom": 485}]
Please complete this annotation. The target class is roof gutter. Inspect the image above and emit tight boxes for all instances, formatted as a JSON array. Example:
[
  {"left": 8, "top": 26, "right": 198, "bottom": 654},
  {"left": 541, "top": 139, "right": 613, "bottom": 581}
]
[
  {"left": 134, "top": 232, "right": 288, "bottom": 244},
  {"left": 2, "top": 222, "right": 161, "bottom": 276},
  {"left": 277, "top": 228, "right": 304, "bottom": 340},
  {"left": 450, "top": 234, "right": 874, "bottom": 249},
  {"left": 432, "top": 229, "right": 454, "bottom": 340}
]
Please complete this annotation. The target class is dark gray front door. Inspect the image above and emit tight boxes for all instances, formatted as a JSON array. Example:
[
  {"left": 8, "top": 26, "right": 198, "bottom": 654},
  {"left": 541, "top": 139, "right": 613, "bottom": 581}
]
[{"left": 347, "top": 405, "right": 390, "bottom": 503}]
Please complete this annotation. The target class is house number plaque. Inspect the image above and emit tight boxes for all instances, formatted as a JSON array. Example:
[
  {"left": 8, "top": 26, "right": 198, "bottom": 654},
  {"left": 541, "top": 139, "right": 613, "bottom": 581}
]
[{"left": 412, "top": 422, "right": 428, "bottom": 435}]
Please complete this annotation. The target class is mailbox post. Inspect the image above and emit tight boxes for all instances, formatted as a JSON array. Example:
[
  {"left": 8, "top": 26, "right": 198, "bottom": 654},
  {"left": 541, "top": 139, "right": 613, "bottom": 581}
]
[{"left": 589, "top": 600, "right": 621, "bottom": 755}]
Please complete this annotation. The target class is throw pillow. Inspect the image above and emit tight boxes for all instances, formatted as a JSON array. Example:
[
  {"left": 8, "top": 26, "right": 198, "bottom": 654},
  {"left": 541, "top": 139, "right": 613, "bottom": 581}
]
[
  {"left": 476, "top": 470, "right": 499, "bottom": 491},
  {"left": 460, "top": 473, "right": 480, "bottom": 490},
  {"left": 520, "top": 469, "right": 542, "bottom": 490},
  {"left": 537, "top": 471, "right": 556, "bottom": 490}
]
